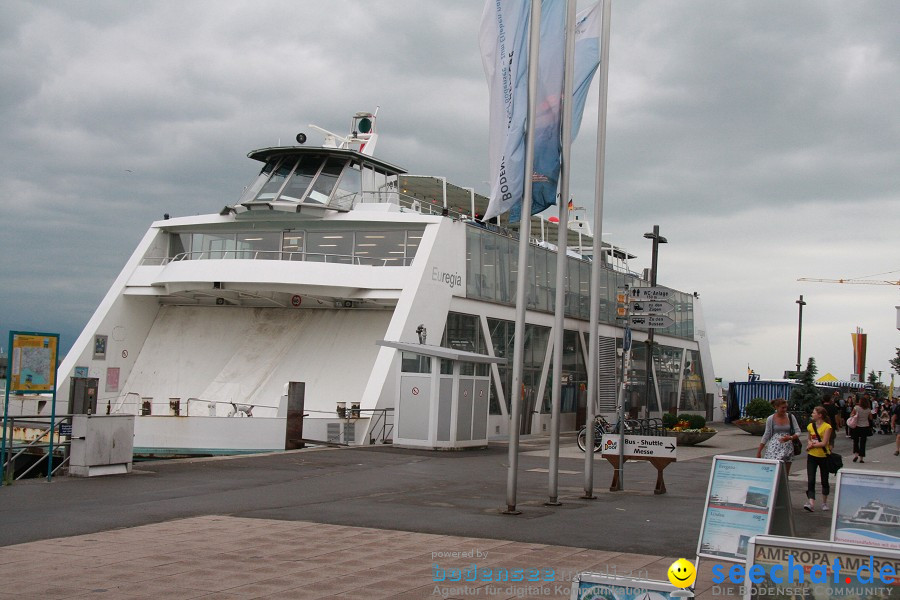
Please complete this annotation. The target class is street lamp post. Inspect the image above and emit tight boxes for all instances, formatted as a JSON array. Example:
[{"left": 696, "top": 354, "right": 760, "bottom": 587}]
[
  {"left": 643, "top": 225, "right": 667, "bottom": 415},
  {"left": 796, "top": 295, "right": 806, "bottom": 374}
]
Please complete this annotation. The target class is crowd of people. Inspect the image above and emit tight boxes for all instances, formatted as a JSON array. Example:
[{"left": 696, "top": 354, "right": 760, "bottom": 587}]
[{"left": 755, "top": 390, "right": 900, "bottom": 513}]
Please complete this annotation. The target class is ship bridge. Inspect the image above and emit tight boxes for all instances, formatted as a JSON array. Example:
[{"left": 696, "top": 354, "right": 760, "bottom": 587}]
[{"left": 223, "top": 146, "right": 407, "bottom": 217}]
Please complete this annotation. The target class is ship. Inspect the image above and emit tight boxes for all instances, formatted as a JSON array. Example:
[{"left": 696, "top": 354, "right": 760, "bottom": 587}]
[{"left": 31, "top": 110, "right": 716, "bottom": 457}]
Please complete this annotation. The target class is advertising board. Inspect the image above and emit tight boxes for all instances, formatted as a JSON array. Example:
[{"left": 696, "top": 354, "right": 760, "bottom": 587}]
[
  {"left": 697, "top": 456, "right": 793, "bottom": 562},
  {"left": 831, "top": 469, "right": 900, "bottom": 550}
]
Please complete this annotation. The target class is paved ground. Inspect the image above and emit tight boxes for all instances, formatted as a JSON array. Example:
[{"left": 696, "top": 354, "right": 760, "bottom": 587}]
[{"left": 0, "top": 425, "right": 896, "bottom": 598}]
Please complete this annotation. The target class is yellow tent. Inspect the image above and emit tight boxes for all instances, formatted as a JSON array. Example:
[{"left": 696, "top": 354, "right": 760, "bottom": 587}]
[{"left": 817, "top": 372, "right": 839, "bottom": 382}]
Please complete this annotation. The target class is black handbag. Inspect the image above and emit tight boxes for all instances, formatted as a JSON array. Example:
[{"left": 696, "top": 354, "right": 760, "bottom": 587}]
[
  {"left": 790, "top": 417, "right": 802, "bottom": 456},
  {"left": 813, "top": 422, "right": 842, "bottom": 473}
]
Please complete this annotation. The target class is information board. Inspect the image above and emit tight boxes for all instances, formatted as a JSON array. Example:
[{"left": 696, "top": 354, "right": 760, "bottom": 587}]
[
  {"left": 831, "top": 469, "right": 900, "bottom": 550},
  {"left": 570, "top": 573, "right": 680, "bottom": 600},
  {"left": 9, "top": 332, "right": 59, "bottom": 392},
  {"left": 745, "top": 534, "right": 900, "bottom": 600},
  {"left": 697, "top": 456, "right": 793, "bottom": 562}
]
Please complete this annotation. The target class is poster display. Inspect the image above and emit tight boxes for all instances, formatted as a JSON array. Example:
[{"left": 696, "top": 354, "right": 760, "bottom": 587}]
[
  {"left": 745, "top": 534, "right": 900, "bottom": 600},
  {"left": 105, "top": 367, "right": 120, "bottom": 393},
  {"left": 698, "top": 457, "right": 784, "bottom": 562},
  {"left": 570, "top": 573, "right": 679, "bottom": 600},
  {"left": 8, "top": 332, "right": 59, "bottom": 392},
  {"left": 93, "top": 334, "right": 108, "bottom": 360},
  {"left": 832, "top": 470, "right": 900, "bottom": 550}
]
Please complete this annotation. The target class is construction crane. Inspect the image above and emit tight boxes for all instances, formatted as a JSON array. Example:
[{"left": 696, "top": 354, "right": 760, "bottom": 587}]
[{"left": 797, "top": 278, "right": 899, "bottom": 285}]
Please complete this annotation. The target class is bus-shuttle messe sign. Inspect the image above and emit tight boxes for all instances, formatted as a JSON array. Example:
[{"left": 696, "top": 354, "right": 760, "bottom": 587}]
[{"left": 601, "top": 434, "right": 676, "bottom": 459}]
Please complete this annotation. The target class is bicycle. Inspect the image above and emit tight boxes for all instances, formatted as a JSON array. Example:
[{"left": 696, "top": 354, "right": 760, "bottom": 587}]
[{"left": 576, "top": 415, "right": 639, "bottom": 452}]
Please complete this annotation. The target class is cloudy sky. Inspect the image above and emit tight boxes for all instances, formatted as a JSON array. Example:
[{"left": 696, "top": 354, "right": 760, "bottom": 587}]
[{"left": 1, "top": 1, "right": 898, "bottom": 385}]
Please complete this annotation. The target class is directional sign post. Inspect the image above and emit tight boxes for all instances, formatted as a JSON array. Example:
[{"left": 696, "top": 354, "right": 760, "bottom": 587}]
[
  {"left": 628, "top": 315, "right": 675, "bottom": 329},
  {"left": 629, "top": 301, "right": 674, "bottom": 315},
  {"left": 629, "top": 287, "right": 671, "bottom": 301}
]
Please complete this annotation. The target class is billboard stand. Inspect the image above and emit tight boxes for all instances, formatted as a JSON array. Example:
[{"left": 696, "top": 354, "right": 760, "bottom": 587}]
[
  {"left": 1, "top": 331, "right": 60, "bottom": 485},
  {"left": 830, "top": 468, "right": 900, "bottom": 549},
  {"left": 695, "top": 455, "right": 795, "bottom": 582}
]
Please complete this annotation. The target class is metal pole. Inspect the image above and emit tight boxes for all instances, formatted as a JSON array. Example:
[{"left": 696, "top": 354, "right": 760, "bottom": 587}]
[
  {"left": 548, "top": 0, "right": 577, "bottom": 507},
  {"left": 645, "top": 227, "right": 658, "bottom": 414},
  {"left": 505, "top": 0, "right": 542, "bottom": 515},
  {"left": 795, "top": 295, "right": 806, "bottom": 373},
  {"left": 584, "top": 0, "right": 612, "bottom": 500},
  {"left": 1, "top": 331, "right": 12, "bottom": 486},
  {"left": 616, "top": 288, "right": 628, "bottom": 491}
]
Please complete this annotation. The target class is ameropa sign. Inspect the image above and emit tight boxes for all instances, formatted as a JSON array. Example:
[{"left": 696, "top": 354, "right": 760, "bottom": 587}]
[{"left": 600, "top": 435, "right": 677, "bottom": 459}]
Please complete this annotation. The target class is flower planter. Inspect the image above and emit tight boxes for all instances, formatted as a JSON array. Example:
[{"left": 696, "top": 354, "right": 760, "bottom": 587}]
[
  {"left": 733, "top": 421, "right": 765, "bottom": 435},
  {"left": 666, "top": 430, "right": 717, "bottom": 446}
]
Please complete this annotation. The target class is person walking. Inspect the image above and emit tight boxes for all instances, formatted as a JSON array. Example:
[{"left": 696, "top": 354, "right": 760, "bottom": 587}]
[
  {"left": 844, "top": 394, "right": 856, "bottom": 438},
  {"left": 832, "top": 391, "right": 845, "bottom": 430},
  {"left": 804, "top": 406, "right": 833, "bottom": 512},
  {"left": 892, "top": 400, "right": 900, "bottom": 456},
  {"left": 850, "top": 396, "right": 873, "bottom": 463},
  {"left": 756, "top": 398, "right": 801, "bottom": 475}
]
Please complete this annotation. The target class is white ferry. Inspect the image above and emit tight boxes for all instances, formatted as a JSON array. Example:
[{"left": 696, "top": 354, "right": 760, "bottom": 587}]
[
  {"left": 40, "top": 111, "right": 715, "bottom": 457},
  {"left": 849, "top": 501, "right": 900, "bottom": 526}
]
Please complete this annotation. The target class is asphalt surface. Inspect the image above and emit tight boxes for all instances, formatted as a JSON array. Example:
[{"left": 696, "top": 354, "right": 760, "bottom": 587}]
[{"left": 0, "top": 426, "right": 895, "bottom": 558}]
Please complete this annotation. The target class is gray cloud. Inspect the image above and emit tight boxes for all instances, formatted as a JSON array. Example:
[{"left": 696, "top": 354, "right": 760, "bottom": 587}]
[{"left": 0, "top": 0, "right": 897, "bottom": 382}]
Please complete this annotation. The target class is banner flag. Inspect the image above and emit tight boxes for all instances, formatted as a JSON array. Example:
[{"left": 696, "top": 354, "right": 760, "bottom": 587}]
[
  {"left": 570, "top": 1, "right": 603, "bottom": 138},
  {"left": 480, "top": 0, "right": 531, "bottom": 221},
  {"left": 508, "top": 0, "right": 566, "bottom": 223},
  {"left": 508, "top": 1, "right": 603, "bottom": 223}
]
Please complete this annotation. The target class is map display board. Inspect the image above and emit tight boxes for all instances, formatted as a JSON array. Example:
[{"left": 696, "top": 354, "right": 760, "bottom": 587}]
[
  {"left": 697, "top": 456, "right": 792, "bottom": 562},
  {"left": 831, "top": 469, "right": 900, "bottom": 550},
  {"left": 9, "top": 332, "right": 59, "bottom": 392},
  {"left": 745, "top": 534, "right": 900, "bottom": 600},
  {"left": 570, "top": 573, "right": 679, "bottom": 600}
]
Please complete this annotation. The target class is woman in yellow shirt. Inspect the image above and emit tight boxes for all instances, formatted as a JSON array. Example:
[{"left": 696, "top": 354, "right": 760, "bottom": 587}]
[{"left": 804, "top": 406, "right": 833, "bottom": 512}]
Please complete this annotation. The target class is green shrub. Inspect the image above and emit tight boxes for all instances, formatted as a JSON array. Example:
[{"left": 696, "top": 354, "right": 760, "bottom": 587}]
[
  {"left": 745, "top": 398, "right": 775, "bottom": 419},
  {"left": 685, "top": 414, "right": 707, "bottom": 429},
  {"left": 662, "top": 413, "right": 679, "bottom": 428}
]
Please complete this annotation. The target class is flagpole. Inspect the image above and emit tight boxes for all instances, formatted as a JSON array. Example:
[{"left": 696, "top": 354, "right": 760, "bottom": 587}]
[
  {"left": 505, "top": 0, "right": 542, "bottom": 515},
  {"left": 583, "top": 0, "right": 612, "bottom": 499},
  {"left": 547, "top": 0, "right": 578, "bottom": 506}
]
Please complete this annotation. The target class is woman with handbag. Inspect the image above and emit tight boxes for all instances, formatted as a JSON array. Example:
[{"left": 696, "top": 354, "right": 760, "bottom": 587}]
[
  {"left": 804, "top": 406, "right": 833, "bottom": 512},
  {"left": 757, "top": 398, "right": 801, "bottom": 474},
  {"left": 850, "top": 396, "right": 873, "bottom": 463}
]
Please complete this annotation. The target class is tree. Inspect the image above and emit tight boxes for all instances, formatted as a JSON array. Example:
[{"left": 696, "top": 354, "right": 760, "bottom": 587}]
[
  {"left": 867, "top": 370, "right": 887, "bottom": 400},
  {"left": 890, "top": 347, "right": 900, "bottom": 374},
  {"left": 790, "top": 357, "right": 820, "bottom": 414}
]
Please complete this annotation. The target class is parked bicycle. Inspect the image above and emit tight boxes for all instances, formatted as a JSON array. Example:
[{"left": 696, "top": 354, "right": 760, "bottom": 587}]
[{"left": 576, "top": 415, "right": 639, "bottom": 452}]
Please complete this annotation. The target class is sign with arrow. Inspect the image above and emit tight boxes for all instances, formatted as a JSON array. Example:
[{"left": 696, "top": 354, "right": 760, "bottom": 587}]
[
  {"left": 600, "top": 434, "right": 677, "bottom": 459},
  {"left": 629, "top": 287, "right": 672, "bottom": 301},
  {"left": 628, "top": 315, "right": 675, "bottom": 329},
  {"left": 630, "top": 300, "right": 674, "bottom": 315}
]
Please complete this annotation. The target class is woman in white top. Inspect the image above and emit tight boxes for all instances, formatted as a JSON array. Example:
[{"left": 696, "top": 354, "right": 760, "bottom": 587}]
[{"left": 756, "top": 398, "right": 801, "bottom": 474}]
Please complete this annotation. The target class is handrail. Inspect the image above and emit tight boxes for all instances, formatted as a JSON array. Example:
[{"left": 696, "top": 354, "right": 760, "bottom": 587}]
[
  {"left": 365, "top": 408, "right": 394, "bottom": 444},
  {"left": 2, "top": 414, "right": 73, "bottom": 484}
]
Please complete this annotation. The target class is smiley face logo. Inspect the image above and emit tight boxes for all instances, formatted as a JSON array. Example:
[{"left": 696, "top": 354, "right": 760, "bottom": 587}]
[{"left": 667, "top": 558, "right": 696, "bottom": 588}]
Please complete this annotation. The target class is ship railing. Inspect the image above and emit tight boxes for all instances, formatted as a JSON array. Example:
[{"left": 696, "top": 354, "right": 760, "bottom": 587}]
[
  {"left": 144, "top": 251, "right": 413, "bottom": 266},
  {"left": 1, "top": 414, "right": 72, "bottom": 484},
  {"left": 350, "top": 189, "right": 471, "bottom": 220}
]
